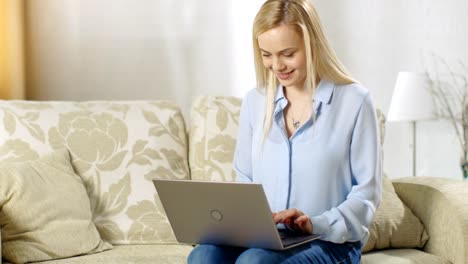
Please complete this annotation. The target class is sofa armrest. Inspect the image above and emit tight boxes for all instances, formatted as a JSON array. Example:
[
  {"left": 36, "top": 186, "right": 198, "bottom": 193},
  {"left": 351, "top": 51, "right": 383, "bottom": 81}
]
[{"left": 393, "top": 177, "right": 468, "bottom": 264}]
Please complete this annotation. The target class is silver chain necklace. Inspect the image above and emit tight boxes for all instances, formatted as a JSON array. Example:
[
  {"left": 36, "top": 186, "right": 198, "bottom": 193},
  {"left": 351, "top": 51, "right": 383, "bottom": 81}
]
[{"left": 290, "top": 99, "right": 310, "bottom": 129}]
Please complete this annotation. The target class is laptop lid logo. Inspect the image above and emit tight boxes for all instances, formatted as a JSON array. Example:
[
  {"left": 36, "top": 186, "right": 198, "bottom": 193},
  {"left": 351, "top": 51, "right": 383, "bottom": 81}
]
[{"left": 210, "top": 209, "right": 223, "bottom": 222}]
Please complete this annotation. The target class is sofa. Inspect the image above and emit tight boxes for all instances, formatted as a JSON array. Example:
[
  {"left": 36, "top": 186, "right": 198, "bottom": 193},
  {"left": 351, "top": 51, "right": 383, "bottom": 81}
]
[{"left": 0, "top": 97, "right": 467, "bottom": 264}]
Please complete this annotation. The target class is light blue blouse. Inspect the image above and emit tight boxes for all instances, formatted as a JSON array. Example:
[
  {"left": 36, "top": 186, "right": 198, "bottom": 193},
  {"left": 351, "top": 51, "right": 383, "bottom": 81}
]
[{"left": 233, "top": 80, "right": 382, "bottom": 245}]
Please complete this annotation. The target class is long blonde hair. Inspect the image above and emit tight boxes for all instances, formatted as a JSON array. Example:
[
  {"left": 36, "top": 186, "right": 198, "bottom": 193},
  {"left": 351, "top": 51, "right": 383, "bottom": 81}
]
[{"left": 253, "top": 0, "right": 355, "bottom": 142}]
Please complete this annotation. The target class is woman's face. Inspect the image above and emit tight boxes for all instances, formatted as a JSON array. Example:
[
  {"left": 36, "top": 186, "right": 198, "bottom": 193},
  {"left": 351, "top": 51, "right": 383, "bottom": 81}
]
[{"left": 258, "top": 24, "right": 307, "bottom": 90}]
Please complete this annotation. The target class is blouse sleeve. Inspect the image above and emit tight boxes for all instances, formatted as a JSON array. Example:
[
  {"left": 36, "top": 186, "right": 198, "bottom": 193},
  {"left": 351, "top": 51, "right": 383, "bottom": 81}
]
[{"left": 310, "top": 93, "right": 383, "bottom": 244}]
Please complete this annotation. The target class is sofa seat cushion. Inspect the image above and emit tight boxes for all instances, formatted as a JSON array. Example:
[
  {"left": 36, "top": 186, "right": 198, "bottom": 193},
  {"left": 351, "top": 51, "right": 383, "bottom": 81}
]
[
  {"left": 362, "top": 249, "right": 450, "bottom": 264},
  {"left": 2, "top": 245, "right": 193, "bottom": 264}
]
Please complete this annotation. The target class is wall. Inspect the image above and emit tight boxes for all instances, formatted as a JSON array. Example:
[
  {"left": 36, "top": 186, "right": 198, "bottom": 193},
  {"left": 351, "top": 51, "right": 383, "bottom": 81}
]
[
  {"left": 313, "top": 0, "right": 468, "bottom": 179},
  {"left": 25, "top": 0, "right": 468, "bottom": 180}
]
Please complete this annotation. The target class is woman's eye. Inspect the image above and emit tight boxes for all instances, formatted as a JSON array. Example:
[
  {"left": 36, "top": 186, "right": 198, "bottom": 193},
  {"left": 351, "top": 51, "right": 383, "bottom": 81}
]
[
  {"left": 284, "top": 53, "right": 293, "bottom": 57},
  {"left": 262, "top": 54, "right": 271, "bottom": 58}
]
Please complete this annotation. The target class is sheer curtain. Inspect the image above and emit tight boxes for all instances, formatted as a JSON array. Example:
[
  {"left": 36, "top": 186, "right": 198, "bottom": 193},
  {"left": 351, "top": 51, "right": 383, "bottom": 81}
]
[
  {"left": 0, "top": 0, "right": 25, "bottom": 100},
  {"left": 24, "top": 0, "right": 264, "bottom": 116}
]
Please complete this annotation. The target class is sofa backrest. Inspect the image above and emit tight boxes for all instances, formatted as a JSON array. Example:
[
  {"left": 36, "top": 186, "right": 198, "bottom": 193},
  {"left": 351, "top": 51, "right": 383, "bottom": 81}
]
[
  {"left": 0, "top": 100, "right": 189, "bottom": 245},
  {"left": 189, "top": 96, "right": 386, "bottom": 182}
]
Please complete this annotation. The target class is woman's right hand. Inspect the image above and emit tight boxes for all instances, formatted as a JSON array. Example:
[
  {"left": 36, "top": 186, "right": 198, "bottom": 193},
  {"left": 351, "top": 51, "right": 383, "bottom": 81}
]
[{"left": 272, "top": 209, "right": 313, "bottom": 235}]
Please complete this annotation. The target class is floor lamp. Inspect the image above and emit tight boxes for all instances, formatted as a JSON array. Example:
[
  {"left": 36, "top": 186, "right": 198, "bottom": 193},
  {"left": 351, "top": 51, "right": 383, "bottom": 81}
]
[{"left": 387, "top": 72, "right": 435, "bottom": 176}]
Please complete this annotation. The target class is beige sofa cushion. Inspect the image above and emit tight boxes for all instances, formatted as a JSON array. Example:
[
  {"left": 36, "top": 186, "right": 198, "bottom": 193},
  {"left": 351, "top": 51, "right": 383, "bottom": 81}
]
[
  {"left": 362, "top": 176, "right": 429, "bottom": 252},
  {"left": 189, "top": 96, "right": 428, "bottom": 251},
  {"left": 362, "top": 249, "right": 450, "bottom": 264},
  {"left": 1, "top": 245, "right": 193, "bottom": 264},
  {"left": 393, "top": 177, "right": 468, "bottom": 264},
  {"left": 0, "top": 100, "right": 189, "bottom": 244},
  {"left": 189, "top": 96, "right": 241, "bottom": 182},
  {"left": 0, "top": 149, "right": 112, "bottom": 264}
]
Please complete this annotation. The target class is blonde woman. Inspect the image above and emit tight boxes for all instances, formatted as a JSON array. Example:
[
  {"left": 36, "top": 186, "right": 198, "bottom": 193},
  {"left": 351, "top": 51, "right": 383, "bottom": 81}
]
[{"left": 188, "top": 0, "right": 381, "bottom": 263}]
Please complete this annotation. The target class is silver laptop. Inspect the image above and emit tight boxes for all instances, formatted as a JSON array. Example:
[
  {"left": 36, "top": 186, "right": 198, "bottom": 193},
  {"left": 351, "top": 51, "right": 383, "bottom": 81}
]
[{"left": 153, "top": 179, "right": 321, "bottom": 250}]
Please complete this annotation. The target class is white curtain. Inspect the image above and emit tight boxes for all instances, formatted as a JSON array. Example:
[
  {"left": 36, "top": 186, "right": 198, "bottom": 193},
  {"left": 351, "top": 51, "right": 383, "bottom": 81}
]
[{"left": 25, "top": 0, "right": 263, "bottom": 116}]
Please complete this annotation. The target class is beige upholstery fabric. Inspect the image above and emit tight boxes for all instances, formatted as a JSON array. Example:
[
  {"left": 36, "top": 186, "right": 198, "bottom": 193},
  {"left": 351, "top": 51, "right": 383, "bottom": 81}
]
[
  {"left": 1, "top": 245, "right": 192, "bottom": 264},
  {"left": 0, "top": 100, "right": 189, "bottom": 244},
  {"left": 189, "top": 96, "right": 241, "bottom": 182},
  {"left": 1, "top": 226, "right": 2, "bottom": 263},
  {"left": 394, "top": 177, "right": 468, "bottom": 264},
  {"left": 362, "top": 176, "right": 428, "bottom": 252},
  {"left": 376, "top": 109, "right": 385, "bottom": 145},
  {"left": 361, "top": 249, "right": 450, "bottom": 264},
  {"left": 0, "top": 149, "right": 112, "bottom": 263}
]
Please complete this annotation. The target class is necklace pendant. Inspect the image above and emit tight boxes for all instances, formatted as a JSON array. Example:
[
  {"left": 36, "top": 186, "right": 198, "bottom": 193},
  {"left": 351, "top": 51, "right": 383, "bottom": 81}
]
[{"left": 292, "top": 119, "right": 300, "bottom": 129}]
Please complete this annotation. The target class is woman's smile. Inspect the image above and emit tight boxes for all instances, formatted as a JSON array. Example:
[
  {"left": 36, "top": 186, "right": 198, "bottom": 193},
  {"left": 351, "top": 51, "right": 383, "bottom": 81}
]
[{"left": 276, "top": 70, "right": 295, "bottom": 80}]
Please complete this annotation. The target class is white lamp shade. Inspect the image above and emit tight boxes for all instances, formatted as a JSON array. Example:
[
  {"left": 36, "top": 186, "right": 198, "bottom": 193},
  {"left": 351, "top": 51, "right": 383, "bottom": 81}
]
[{"left": 387, "top": 72, "right": 436, "bottom": 122}]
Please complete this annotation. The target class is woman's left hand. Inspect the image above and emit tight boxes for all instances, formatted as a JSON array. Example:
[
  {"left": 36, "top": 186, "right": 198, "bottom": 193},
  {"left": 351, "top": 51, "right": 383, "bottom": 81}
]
[{"left": 272, "top": 208, "right": 313, "bottom": 235}]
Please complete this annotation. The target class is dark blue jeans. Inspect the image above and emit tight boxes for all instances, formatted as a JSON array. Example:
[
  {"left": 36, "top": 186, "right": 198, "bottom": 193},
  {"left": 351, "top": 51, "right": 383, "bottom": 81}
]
[{"left": 187, "top": 240, "right": 361, "bottom": 264}]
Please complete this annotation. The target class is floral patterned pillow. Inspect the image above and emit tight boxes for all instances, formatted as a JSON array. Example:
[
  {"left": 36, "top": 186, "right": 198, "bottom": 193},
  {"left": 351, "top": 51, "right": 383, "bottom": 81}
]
[
  {"left": 0, "top": 100, "right": 189, "bottom": 244},
  {"left": 189, "top": 96, "right": 241, "bottom": 182}
]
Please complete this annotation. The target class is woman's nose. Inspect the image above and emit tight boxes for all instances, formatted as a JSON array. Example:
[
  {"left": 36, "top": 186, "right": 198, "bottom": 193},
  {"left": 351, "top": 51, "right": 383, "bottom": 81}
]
[{"left": 272, "top": 58, "right": 286, "bottom": 72}]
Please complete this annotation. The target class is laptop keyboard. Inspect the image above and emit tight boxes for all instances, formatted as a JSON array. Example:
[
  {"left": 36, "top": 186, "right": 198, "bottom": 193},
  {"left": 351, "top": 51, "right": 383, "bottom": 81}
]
[{"left": 278, "top": 229, "right": 319, "bottom": 248}]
